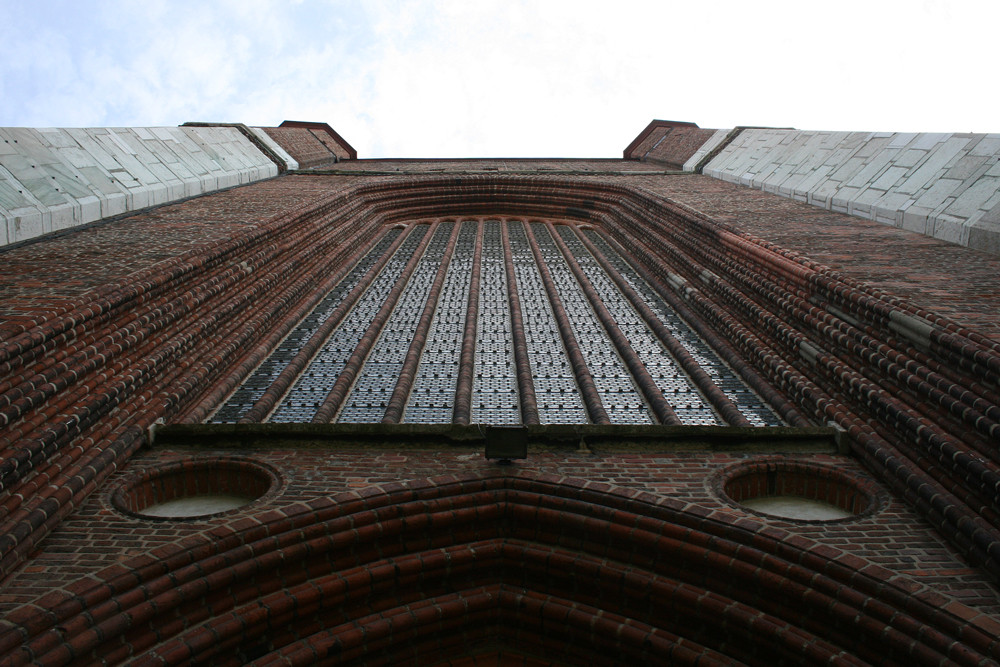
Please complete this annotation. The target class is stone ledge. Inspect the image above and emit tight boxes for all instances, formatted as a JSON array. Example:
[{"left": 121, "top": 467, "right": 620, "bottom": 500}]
[
  {"left": 700, "top": 128, "right": 1000, "bottom": 254},
  {"left": 0, "top": 125, "right": 279, "bottom": 248},
  {"left": 153, "top": 422, "right": 841, "bottom": 453}
]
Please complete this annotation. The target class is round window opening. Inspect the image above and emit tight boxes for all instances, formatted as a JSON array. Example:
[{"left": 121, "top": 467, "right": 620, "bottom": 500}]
[
  {"left": 721, "top": 460, "right": 878, "bottom": 522},
  {"left": 113, "top": 458, "right": 278, "bottom": 519}
]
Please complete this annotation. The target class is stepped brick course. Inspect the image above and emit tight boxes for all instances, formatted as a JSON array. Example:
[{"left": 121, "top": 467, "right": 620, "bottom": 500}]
[
  {"left": 2, "top": 120, "right": 1000, "bottom": 663},
  {"left": 4, "top": 447, "right": 996, "bottom": 614}
]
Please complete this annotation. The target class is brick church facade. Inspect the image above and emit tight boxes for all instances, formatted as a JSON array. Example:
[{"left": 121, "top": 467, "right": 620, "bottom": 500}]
[{"left": 1, "top": 119, "right": 1000, "bottom": 664}]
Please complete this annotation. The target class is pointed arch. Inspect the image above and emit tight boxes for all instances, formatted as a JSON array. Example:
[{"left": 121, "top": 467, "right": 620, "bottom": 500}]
[{"left": 4, "top": 473, "right": 993, "bottom": 665}]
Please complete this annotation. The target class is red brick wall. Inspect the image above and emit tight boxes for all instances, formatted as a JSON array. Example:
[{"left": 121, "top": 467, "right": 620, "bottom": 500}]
[
  {"left": 622, "top": 120, "right": 705, "bottom": 164},
  {"left": 5, "top": 447, "right": 992, "bottom": 611},
  {"left": 3, "top": 169, "right": 1000, "bottom": 664},
  {"left": 327, "top": 158, "right": 663, "bottom": 172},
  {"left": 2, "top": 447, "right": 997, "bottom": 664},
  {"left": 624, "top": 174, "right": 1000, "bottom": 339},
  {"left": 261, "top": 127, "right": 341, "bottom": 168},
  {"left": 641, "top": 127, "right": 719, "bottom": 168},
  {"left": 309, "top": 128, "right": 351, "bottom": 160},
  {"left": 0, "top": 177, "right": 352, "bottom": 339},
  {"left": 625, "top": 126, "right": 719, "bottom": 168},
  {"left": 627, "top": 126, "right": 668, "bottom": 158}
]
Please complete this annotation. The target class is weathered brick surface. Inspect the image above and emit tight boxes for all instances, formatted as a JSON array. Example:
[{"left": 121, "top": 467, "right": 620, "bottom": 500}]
[
  {"left": 640, "top": 127, "right": 720, "bottom": 168},
  {"left": 277, "top": 120, "right": 356, "bottom": 160},
  {"left": 628, "top": 132, "right": 663, "bottom": 159},
  {"left": 308, "top": 128, "right": 351, "bottom": 160},
  {"left": 1, "top": 448, "right": 996, "bottom": 664},
  {"left": 260, "top": 127, "right": 341, "bottom": 169},
  {"left": 0, "top": 177, "right": 352, "bottom": 338},
  {"left": 624, "top": 174, "right": 1000, "bottom": 339},
  {"left": 319, "top": 158, "right": 675, "bottom": 173},
  {"left": 10, "top": 172, "right": 998, "bottom": 342},
  {"left": 622, "top": 120, "right": 704, "bottom": 163},
  {"left": 2, "top": 447, "right": 994, "bottom": 614},
  {"left": 2, "top": 166, "right": 1000, "bottom": 664}
]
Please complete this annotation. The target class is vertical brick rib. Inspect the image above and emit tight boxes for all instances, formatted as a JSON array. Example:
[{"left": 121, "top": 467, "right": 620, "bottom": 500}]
[
  {"left": 602, "top": 229, "right": 810, "bottom": 427},
  {"left": 181, "top": 223, "right": 381, "bottom": 423},
  {"left": 627, "top": 210, "right": 1000, "bottom": 518},
  {"left": 545, "top": 222, "right": 680, "bottom": 426},
  {"left": 0, "top": 239, "right": 288, "bottom": 433},
  {"left": 0, "top": 224, "right": 354, "bottom": 488},
  {"left": 687, "top": 229, "right": 1000, "bottom": 444},
  {"left": 237, "top": 226, "right": 413, "bottom": 423},
  {"left": 621, "top": 226, "right": 1000, "bottom": 572},
  {"left": 453, "top": 221, "right": 483, "bottom": 425},
  {"left": 501, "top": 221, "right": 540, "bottom": 425},
  {"left": 0, "top": 191, "right": 370, "bottom": 400},
  {"left": 0, "top": 207, "right": 381, "bottom": 506},
  {"left": 575, "top": 228, "right": 753, "bottom": 427},
  {"left": 3, "top": 208, "right": 354, "bottom": 492},
  {"left": 520, "top": 221, "right": 609, "bottom": 425},
  {"left": 382, "top": 222, "right": 462, "bottom": 423},
  {"left": 312, "top": 223, "right": 439, "bottom": 424},
  {"left": 0, "top": 243, "right": 334, "bottom": 547},
  {"left": 616, "top": 196, "right": 1000, "bottom": 441}
]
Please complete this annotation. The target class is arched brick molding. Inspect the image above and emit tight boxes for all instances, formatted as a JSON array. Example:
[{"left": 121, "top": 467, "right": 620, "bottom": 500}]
[
  {"left": 1, "top": 474, "right": 995, "bottom": 665},
  {"left": 110, "top": 456, "right": 280, "bottom": 519},
  {"left": 716, "top": 458, "right": 886, "bottom": 521},
  {"left": 1, "top": 173, "right": 999, "bottom": 627}
]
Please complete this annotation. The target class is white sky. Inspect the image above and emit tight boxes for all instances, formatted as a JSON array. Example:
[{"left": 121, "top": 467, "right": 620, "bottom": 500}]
[{"left": 0, "top": 0, "right": 995, "bottom": 158}]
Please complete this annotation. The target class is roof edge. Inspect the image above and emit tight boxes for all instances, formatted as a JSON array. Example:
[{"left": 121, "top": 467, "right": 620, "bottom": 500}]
[
  {"left": 623, "top": 119, "right": 700, "bottom": 159},
  {"left": 279, "top": 120, "right": 358, "bottom": 160}
]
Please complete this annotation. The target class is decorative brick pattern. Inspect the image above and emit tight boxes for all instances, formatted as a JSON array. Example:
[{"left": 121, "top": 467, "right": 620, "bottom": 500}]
[
  {"left": 3, "top": 164, "right": 1000, "bottom": 663},
  {"left": 0, "top": 458, "right": 996, "bottom": 664}
]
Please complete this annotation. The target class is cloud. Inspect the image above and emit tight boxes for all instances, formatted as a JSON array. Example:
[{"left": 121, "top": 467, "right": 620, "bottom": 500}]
[{"left": 0, "top": 0, "right": 996, "bottom": 157}]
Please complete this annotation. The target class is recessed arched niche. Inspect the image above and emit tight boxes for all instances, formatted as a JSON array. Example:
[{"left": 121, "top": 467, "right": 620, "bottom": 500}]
[
  {"left": 720, "top": 460, "right": 880, "bottom": 522},
  {"left": 112, "top": 457, "right": 279, "bottom": 520}
]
